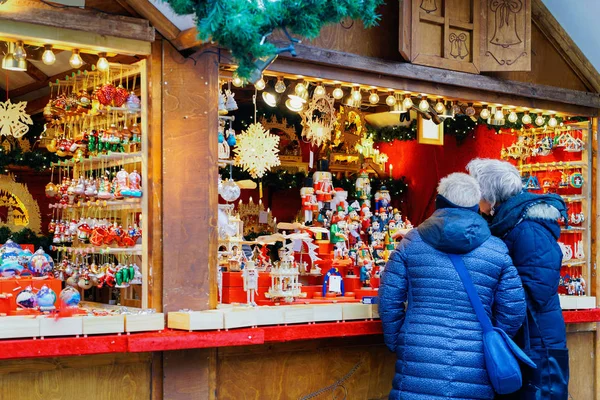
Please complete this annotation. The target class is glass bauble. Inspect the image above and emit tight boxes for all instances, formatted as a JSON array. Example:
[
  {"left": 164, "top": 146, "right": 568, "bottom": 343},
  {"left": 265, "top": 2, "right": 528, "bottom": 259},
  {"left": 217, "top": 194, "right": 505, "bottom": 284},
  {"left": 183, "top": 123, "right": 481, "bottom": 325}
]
[
  {"left": 59, "top": 286, "right": 81, "bottom": 307},
  {"left": 36, "top": 285, "right": 57, "bottom": 309},
  {"left": 219, "top": 179, "right": 241, "bottom": 202},
  {"left": 16, "top": 287, "right": 37, "bottom": 308}
]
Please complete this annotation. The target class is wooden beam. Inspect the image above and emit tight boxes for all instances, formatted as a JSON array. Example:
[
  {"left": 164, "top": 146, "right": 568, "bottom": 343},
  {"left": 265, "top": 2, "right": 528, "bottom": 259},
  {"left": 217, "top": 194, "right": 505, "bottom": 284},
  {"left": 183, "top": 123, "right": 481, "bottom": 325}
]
[
  {"left": 25, "top": 60, "right": 48, "bottom": 82},
  {"left": 172, "top": 28, "right": 203, "bottom": 51},
  {"left": 0, "top": 20, "right": 151, "bottom": 56},
  {"left": 0, "top": 0, "right": 154, "bottom": 43},
  {"left": 532, "top": 0, "right": 600, "bottom": 94},
  {"left": 115, "top": 0, "right": 142, "bottom": 18},
  {"left": 271, "top": 44, "right": 600, "bottom": 110},
  {"left": 123, "top": 0, "right": 180, "bottom": 42}
]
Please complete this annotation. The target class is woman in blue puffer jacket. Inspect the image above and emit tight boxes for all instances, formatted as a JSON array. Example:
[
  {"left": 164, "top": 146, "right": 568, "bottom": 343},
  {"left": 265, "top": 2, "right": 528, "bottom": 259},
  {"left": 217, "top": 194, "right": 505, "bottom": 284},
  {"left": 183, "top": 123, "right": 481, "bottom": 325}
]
[
  {"left": 379, "top": 173, "right": 526, "bottom": 400},
  {"left": 468, "top": 159, "right": 569, "bottom": 400}
]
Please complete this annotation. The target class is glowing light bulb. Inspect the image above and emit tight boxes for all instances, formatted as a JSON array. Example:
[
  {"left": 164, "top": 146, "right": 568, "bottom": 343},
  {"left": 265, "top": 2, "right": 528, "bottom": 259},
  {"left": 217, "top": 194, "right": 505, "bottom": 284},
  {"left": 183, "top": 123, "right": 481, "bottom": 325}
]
[
  {"left": 295, "top": 82, "right": 306, "bottom": 95},
  {"left": 548, "top": 114, "right": 558, "bottom": 127},
  {"left": 368, "top": 91, "right": 379, "bottom": 105},
  {"left": 286, "top": 95, "right": 306, "bottom": 112},
  {"left": 419, "top": 97, "right": 429, "bottom": 112},
  {"left": 434, "top": 98, "right": 445, "bottom": 114},
  {"left": 480, "top": 106, "right": 490, "bottom": 120},
  {"left": 314, "top": 84, "right": 326, "bottom": 96},
  {"left": 42, "top": 44, "right": 56, "bottom": 65},
  {"left": 351, "top": 87, "right": 361, "bottom": 102},
  {"left": 69, "top": 49, "right": 83, "bottom": 69},
  {"left": 522, "top": 111, "right": 532, "bottom": 125},
  {"left": 274, "top": 77, "right": 286, "bottom": 93},
  {"left": 535, "top": 115, "right": 545, "bottom": 126},
  {"left": 96, "top": 52, "right": 109, "bottom": 72},
  {"left": 254, "top": 78, "right": 266, "bottom": 91},
  {"left": 494, "top": 108, "right": 505, "bottom": 120},
  {"left": 385, "top": 92, "right": 396, "bottom": 107},
  {"left": 13, "top": 41, "right": 26, "bottom": 60},
  {"left": 262, "top": 92, "right": 277, "bottom": 107},
  {"left": 507, "top": 110, "right": 518, "bottom": 123},
  {"left": 402, "top": 95, "right": 413, "bottom": 108},
  {"left": 332, "top": 86, "right": 344, "bottom": 100},
  {"left": 232, "top": 74, "right": 243, "bottom": 87}
]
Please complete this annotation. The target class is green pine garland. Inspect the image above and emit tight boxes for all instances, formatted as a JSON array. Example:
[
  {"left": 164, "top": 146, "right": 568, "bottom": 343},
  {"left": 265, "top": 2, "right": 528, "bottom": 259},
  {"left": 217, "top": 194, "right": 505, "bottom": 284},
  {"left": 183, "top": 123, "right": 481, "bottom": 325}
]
[
  {"left": 165, "top": 0, "right": 384, "bottom": 79},
  {"left": 0, "top": 227, "right": 54, "bottom": 252},
  {"left": 369, "top": 120, "right": 417, "bottom": 142},
  {"left": 0, "top": 148, "right": 58, "bottom": 172},
  {"left": 220, "top": 165, "right": 408, "bottom": 198}
]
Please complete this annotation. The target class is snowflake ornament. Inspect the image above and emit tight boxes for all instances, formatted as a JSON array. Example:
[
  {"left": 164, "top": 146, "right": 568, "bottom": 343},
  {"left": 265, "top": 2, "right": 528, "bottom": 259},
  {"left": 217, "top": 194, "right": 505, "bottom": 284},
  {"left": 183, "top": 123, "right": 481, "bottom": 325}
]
[
  {"left": 234, "top": 123, "right": 280, "bottom": 178},
  {"left": 0, "top": 100, "right": 32, "bottom": 138}
]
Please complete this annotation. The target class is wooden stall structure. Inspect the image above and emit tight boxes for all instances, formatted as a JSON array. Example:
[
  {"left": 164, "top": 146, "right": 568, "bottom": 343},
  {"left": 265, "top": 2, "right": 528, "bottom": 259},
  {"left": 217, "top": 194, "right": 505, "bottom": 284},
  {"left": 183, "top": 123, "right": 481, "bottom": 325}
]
[{"left": 1, "top": 0, "right": 600, "bottom": 399}]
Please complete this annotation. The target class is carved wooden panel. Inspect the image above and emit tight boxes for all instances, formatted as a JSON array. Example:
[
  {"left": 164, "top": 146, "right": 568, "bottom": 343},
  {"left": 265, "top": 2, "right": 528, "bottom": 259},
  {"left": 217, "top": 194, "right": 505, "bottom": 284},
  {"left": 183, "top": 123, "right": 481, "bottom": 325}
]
[
  {"left": 481, "top": 0, "right": 531, "bottom": 71},
  {"left": 409, "top": 0, "right": 481, "bottom": 73}
]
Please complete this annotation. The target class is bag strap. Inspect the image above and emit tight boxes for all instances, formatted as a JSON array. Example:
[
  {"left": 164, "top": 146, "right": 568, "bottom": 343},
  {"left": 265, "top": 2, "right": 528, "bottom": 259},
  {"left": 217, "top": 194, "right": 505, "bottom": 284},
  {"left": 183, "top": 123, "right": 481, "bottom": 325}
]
[{"left": 447, "top": 254, "right": 493, "bottom": 334}]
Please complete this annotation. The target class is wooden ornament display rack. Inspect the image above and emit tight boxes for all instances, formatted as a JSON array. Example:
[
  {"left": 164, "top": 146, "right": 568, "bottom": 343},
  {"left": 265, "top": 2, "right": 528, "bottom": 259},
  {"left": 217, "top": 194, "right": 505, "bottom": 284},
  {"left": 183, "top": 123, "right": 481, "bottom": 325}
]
[
  {"left": 508, "top": 121, "right": 593, "bottom": 309},
  {"left": 48, "top": 60, "right": 150, "bottom": 309}
]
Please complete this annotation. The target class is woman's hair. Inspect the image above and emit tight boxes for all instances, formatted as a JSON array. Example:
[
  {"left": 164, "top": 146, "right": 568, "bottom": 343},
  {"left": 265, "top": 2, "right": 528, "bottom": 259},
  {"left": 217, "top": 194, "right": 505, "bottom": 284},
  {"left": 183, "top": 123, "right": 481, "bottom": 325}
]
[
  {"left": 437, "top": 173, "right": 481, "bottom": 208},
  {"left": 466, "top": 158, "right": 522, "bottom": 205}
]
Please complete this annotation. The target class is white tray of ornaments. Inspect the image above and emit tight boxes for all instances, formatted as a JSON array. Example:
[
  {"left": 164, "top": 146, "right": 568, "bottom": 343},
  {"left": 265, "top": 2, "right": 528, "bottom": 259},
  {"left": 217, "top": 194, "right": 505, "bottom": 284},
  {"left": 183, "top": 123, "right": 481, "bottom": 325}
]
[
  {"left": 0, "top": 312, "right": 165, "bottom": 340},
  {"left": 560, "top": 295, "right": 596, "bottom": 310},
  {"left": 167, "top": 302, "right": 379, "bottom": 332}
]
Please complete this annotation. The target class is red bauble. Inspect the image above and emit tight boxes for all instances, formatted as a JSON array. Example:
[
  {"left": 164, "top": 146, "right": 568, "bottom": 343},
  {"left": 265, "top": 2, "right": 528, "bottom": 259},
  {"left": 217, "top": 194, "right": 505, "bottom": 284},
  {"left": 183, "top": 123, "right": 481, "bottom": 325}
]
[
  {"left": 97, "top": 84, "right": 116, "bottom": 106},
  {"left": 113, "top": 85, "right": 128, "bottom": 107}
]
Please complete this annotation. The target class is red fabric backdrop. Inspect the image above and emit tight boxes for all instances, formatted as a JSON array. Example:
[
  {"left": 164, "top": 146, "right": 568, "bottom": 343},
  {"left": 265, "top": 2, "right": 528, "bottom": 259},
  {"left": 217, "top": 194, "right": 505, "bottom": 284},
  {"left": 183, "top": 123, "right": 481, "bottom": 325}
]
[{"left": 379, "top": 124, "right": 505, "bottom": 224}]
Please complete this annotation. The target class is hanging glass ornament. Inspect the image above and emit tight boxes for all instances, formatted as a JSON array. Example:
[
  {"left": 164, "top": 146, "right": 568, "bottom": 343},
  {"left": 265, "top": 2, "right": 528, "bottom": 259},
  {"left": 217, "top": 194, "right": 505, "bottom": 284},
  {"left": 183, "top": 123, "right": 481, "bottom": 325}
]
[{"left": 219, "top": 179, "right": 241, "bottom": 202}]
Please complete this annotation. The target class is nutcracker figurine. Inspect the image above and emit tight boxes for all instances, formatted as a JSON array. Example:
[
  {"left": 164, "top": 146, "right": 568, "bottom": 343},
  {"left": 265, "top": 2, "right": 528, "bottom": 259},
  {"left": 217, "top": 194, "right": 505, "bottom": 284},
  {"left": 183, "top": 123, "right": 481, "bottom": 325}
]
[
  {"left": 374, "top": 186, "right": 391, "bottom": 212},
  {"left": 313, "top": 171, "right": 334, "bottom": 211},
  {"left": 331, "top": 188, "right": 349, "bottom": 214},
  {"left": 242, "top": 260, "right": 259, "bottom": 306},
  {"left": 300, "top": 187, "right": 317, "bottom": 223},
  {"left": 355, "top": 169, "right": 371, "bottom": 200},
  {"left": 330, "top": 215, "right": 348, "bottom": 259}
]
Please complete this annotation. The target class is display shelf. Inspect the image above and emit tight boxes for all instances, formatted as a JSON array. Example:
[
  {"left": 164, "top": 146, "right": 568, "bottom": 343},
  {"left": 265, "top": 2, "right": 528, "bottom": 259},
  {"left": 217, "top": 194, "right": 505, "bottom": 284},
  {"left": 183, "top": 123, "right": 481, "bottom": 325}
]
[
  {"left": 519, "top": 160, "right": 587, "bottom": 171},
  {"left": 0, "top": 312, "right": 596, "bottom": 360},
  {"left": 561, "top": 227, "right": 585, "bottom": 233},
  {"left": 53, "top": 199, "right": 143, "bottom": 212},
  {"left": 563, "top": 260, "right": 586, "bottom": 267},
  {"left": 51, "top": 152, "right": 142, "bottom": 169},
  {"left": 563, "top": 195, "right": 585, "bottom": 203},
  {"left": 53, "top": 244, "right": 142, "bottom": 255}
]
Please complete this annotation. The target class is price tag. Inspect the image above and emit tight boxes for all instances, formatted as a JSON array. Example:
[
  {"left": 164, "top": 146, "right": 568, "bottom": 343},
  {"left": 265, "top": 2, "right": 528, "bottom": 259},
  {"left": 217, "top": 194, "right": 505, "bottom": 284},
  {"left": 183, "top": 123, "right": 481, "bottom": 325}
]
[
  {"left": 329, "top": 275, "right": 342, "bottom": 293},
  {"left": 259, "top": 211, "right": 268, "bottom": 224}
]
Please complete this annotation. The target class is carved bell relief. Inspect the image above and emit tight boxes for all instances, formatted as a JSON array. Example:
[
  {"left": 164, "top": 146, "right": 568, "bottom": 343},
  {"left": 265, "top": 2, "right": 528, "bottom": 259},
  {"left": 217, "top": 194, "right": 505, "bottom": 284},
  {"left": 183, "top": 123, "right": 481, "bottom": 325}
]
[
  {"left": 449, "top": 33, "right": 470, "bottom": 59},
  {"left": 490, "top": 0, "right": 523, "bottom": 48},
  {"left": 420, "top": 0, "right": 437, "bottom": 13}
]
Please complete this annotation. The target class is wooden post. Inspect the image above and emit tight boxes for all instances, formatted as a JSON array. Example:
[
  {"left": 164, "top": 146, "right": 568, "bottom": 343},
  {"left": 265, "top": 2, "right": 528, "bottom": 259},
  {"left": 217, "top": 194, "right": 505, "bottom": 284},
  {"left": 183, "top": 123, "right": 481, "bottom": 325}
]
[{"left": 161, "top": 41, "right": 219, "bottom": 400}]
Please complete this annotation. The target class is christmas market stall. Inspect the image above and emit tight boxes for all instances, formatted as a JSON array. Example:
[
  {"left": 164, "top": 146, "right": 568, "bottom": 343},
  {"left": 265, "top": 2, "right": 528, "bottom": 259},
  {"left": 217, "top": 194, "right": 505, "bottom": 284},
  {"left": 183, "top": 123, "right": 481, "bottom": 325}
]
[{"left": 1, "top": 0, "right": 600, "bottom": 399}]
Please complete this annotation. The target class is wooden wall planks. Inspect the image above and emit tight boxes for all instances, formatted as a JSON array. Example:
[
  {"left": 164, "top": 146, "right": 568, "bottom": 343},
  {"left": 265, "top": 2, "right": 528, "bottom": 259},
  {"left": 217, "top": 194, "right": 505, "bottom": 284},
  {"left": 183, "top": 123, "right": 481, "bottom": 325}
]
[
  {"left": 483, "top": 24, "right": 590, "bottom": 92},
  {"left": 216, "top": 337, "right": 395, "bottom": 400},
  {"left": 0, "top": 353, "right": 151, "bottom": 400},
  {"left": 567, "top": 331, "right": 595, "bottom": 400}
]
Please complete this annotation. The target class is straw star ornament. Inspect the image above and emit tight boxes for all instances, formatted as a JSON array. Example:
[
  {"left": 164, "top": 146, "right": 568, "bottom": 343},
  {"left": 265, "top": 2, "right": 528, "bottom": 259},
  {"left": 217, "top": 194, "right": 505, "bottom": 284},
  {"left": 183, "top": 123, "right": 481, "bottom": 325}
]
[{"left": 234, "top": 123, "right": 280, "bottom": 178}]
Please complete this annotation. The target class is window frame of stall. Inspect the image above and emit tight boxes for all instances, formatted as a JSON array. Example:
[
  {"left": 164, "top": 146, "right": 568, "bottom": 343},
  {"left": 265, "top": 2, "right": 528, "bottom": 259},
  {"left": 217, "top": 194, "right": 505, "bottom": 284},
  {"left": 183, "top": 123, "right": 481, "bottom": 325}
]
[
  {"left": 0, "top": 20, "right": 155, "bottom": 309},
  {"left": 213, "top": 51, "right": 598, "bottom": 314}
]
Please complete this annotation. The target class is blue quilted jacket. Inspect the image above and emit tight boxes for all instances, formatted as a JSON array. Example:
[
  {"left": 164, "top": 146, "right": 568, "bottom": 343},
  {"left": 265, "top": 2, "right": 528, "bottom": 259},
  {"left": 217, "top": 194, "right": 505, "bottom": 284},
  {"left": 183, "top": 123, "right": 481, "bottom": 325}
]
[
  {"left": 489, "top": 192, "right": 567, "bottom": 350},
  {"left": 379, "top": 207, "right": 526, "bottom": 400}
]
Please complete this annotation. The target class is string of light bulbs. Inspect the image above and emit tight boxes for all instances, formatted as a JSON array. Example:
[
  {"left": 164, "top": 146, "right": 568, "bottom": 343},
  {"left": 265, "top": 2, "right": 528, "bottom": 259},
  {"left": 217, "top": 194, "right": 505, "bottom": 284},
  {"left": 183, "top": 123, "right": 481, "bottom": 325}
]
[
  {"left": 1, "top": 39, "right": 113, "bottom": 74},
  {"left": 226, "top": 71, "right": 565, "bottom": 128}
]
